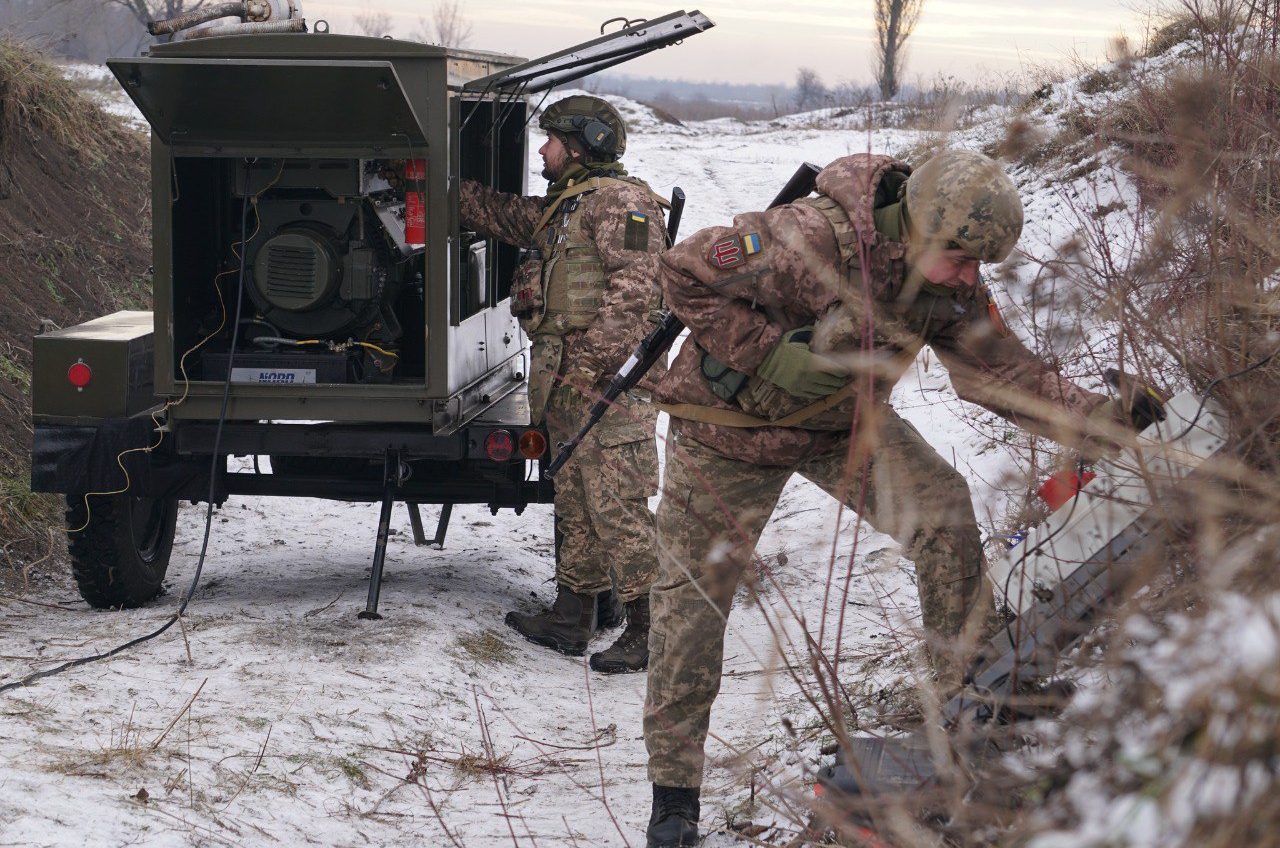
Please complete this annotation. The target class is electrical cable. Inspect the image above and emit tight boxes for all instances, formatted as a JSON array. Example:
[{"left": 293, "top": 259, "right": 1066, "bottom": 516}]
[
  {"left": 1, "top": 162, "right": 260, "bottom": 694},
  {"left": 984, "top": 342, "right": 1279, "bottom": 705},
  {"left": 62, "top": 161, "right": 285, "bottom": 535}
]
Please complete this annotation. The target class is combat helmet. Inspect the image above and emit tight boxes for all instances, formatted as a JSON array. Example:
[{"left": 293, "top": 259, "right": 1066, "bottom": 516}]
[
  {"left": 904, "top": 149, "right": 1023, "bottom": 263},
  {"left": 539, "top": 95, "right": 627, "bottom": 161}
]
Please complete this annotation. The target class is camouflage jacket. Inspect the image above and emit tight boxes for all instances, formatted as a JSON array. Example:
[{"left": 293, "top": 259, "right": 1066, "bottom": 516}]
[
  {"left": 653, "top": 153, "right": 1108, "bottom": 466},
  {"left": 460, "top": 176, "right": 667, "bottom": 421}
]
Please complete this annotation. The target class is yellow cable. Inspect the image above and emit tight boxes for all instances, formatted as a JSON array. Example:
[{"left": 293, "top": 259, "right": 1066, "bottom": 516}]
[{"left": 355, "top": 341, "right": 399, "bottom": 359}]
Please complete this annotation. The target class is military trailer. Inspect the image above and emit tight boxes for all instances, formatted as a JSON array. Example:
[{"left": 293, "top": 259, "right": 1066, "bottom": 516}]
[{"left": 30, "top": 11, "right": 714, "bottom": 617}]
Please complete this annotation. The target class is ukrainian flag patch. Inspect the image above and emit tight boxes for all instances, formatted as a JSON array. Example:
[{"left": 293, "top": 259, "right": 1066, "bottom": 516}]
[
  {"left": 743, "top": 232, "right": 762, "bottom": 255},
  {"left": 624, "top": 210, "right": 651, "bottom": 251}
]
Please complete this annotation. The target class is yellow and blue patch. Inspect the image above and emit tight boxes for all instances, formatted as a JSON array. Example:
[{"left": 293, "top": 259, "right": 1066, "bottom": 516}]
[
  {"left": 709, "top": 232, "right": 764, "bottom": 269},
  {"left": 624, "top": 210, "right": 652, "bottom": 251}
]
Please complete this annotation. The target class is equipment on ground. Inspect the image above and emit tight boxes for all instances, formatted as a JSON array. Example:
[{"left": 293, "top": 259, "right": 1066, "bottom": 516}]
[
  {"left": 544, "top": 161, "right": 821, "bottom": 476},
  {"left": 29, "top": 12, "right": 715, "bottom": 618},
  {"left": 815, "top": 388, "right": 1229, "bottom": 816}
]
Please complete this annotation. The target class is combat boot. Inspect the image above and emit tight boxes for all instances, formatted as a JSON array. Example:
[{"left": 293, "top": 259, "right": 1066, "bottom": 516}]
[
  {"left": 647, "top": 784, "right": 700, "bottom": 847},
  {"left": 504, "top": 585, "right": 597, "bottom": 655},
  {"left": 589, "top": 596, "right": 650, "bottom": 673},
  {"left": 597, "top": 587, "right": 625, "bottom": 629}
]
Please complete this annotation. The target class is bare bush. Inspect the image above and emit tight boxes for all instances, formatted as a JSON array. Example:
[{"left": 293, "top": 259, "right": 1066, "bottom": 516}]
[
  {"left": 794, "top": 66, "right": 827, "bottom": 112},
  {"left": 412, "top": 0, "right": 471, "bottom": 48},
  {"left": 353, "top": 7, "right": 392, "bottom": 38}
]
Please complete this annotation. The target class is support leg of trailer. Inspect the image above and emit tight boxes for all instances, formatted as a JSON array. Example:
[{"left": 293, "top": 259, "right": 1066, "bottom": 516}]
[
  {"left": 406, "top": 502, "right": 428, "bottom": 546},
  {"left": 359, "top": 451, "right": 399, "bottom": 620},
  {"left": 431, "top": 503, "right": 453, "bottom": 548}
]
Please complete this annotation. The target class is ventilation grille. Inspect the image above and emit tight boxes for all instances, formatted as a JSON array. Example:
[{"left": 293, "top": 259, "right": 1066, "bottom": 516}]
[{"left": 263, "top": 243, "right": 325, "bottom": 309}]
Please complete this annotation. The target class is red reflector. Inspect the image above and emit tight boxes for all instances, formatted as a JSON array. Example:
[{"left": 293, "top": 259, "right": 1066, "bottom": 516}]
[
  {"left": 67, "top": 361, "right": 92, "bottom": 388},
  {"left": 484, "top": 430, "right": 515, "bottom": 462},
  {"left": 519, "top": 429, "right": 547, "bottom": 459}
]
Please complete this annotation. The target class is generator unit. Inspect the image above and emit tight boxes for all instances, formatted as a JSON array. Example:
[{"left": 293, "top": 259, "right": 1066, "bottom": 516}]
[{"left": 30, "top": 12, "right": 715, "bottom": 616}]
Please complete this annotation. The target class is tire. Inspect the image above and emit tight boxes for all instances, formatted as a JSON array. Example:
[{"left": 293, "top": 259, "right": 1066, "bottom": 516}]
[{"left": 66, "top": 492, "right": 178, "bottom": 609}]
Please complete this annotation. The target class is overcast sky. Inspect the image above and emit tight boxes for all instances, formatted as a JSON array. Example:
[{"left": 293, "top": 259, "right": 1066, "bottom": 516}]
[{"left": 303, "top": 1, "right": 1164, "bottom": 86}]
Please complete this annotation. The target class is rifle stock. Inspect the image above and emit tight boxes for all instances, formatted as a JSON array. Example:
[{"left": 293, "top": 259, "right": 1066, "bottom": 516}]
[{"left": 544, "top": 163, "right": 820, "bottom": 477}]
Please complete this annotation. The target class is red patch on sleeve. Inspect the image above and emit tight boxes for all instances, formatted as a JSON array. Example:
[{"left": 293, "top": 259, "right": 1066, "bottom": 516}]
[{"left": 709, "top": 235, "right": 745, "bottom": 269}]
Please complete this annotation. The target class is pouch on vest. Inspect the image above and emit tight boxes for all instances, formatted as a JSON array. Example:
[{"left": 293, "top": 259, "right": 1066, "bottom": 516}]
[
  {"left": 735, "top": 312, "right": 859, "bottom": 430},
  {"left": 527, "top": 336, "right": 564, "bottom": 423},
  {"left": 699, "top": 351, "right": 748, "bottom": 402},
  {"left": 510, "top": 251, "right": 545, "bottom": 323}
]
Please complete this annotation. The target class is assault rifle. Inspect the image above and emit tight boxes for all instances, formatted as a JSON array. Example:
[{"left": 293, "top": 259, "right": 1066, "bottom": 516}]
[{"left": 544, "top": 162, "right": 822, "bottom": 477}]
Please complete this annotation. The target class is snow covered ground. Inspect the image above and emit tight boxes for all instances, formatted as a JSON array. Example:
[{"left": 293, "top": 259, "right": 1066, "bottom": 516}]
[{"left": 1, "top": 78, "right": 1095, "bottom": 846}]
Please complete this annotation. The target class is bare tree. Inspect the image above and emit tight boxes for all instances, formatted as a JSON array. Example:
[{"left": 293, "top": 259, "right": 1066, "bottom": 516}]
[
  {"left": 353, "top": 7, "right": 392, "bottom": 37},
  {"left": 413, "top": 0, "right": 472, "bottom": 47},
  {"left": 873, "top": 0, "right": 924, "bottom": 101},
  {"left": 794, "top": 66, "right": 827, "bottom": 112}
]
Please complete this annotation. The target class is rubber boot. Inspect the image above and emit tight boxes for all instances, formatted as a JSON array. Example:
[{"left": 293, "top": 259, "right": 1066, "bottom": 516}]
[
  {"left": 597, "top": 587, "right": 625, "bottom": 629},
  {"left": 647, "top": 784, "right": 700, "bottom": 848},
  {"left": 589, "top": 596, "right": 650, "bottom": 673},
  {"left": 504, "top": 585, "right": 597, "bottom": 656}
]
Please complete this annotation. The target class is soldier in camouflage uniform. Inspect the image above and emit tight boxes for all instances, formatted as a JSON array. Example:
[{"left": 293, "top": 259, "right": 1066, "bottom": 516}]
[
  {"left": 460, "top": 95, "right": 668, "bottom": 673},
  {"left": 641, "top": 150, "right": 1133, "bottom": 847}
]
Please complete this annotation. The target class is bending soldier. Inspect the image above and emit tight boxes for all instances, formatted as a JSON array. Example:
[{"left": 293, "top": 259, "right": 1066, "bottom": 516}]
[
  {"left": 460, "top": 95, "right": 668, "bottom": 673},
  {"left": 640, "top": 151, "right": 1147, "bottom": 846}
]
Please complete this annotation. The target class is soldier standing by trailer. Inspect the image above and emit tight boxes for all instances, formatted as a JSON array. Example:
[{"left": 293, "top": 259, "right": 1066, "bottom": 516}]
[
  {"left": 639, "top": 150, "right": 1149, "bottom": 846},
  {"left": 460, "top": 95, "right": 669, "bottom": 673}
]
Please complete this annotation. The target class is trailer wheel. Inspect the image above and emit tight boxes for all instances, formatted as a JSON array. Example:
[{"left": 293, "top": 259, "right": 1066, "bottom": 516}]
[{"left": 66, "top": 493, "right": 178, "bottom": 609}]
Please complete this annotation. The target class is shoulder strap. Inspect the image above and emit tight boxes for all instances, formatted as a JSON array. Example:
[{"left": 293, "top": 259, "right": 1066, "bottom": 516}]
[
  {"left": 795, "top": 195, "right": 860, "bottom": 266},
  {"left": 655, "top": 381, "right": 858, "bottom": 429},
  {"left": 534, "top": 177, "right": 671, "bottom": 235}
]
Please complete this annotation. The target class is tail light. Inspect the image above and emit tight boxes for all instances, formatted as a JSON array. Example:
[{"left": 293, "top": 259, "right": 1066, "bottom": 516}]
[
  {"left": 518, "top": 429, "right": 547, "bottom": 459},
  {"left": 483, "top": 429, "right": 515, "bottom": 462}
]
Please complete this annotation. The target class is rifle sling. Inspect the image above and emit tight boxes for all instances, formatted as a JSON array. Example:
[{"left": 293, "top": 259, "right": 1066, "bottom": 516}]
[{"left": 656, "top": 381, "right": 858, "bottom": 429}]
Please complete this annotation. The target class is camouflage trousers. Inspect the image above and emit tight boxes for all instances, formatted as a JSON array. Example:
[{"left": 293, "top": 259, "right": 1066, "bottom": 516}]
[
  {"left": 542, "top": 385, "right": 660, "bottom": 602},
  {"left": 644, "top": 409, "right": 990, "bottom": 787}
]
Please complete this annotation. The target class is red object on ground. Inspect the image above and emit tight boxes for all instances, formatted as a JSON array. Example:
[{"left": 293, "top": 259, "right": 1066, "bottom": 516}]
[
  {"left": 1037, "top": 468, "right": 1097, "bottom": 511},
  {"left": 403, "top": 159, "right": 426, "bottom": 245}
]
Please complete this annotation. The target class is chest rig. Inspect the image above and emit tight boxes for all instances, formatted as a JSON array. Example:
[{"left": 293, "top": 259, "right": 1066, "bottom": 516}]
[
  {"left": 514, "top": 176, "right": 665, "bottom": 422},
  {"left": 514, "top": 176, "right": 656, "bottom": 339},
  {"left": 534, "top": 192, "right": 608, "bottom": 336},
  {"left": 716, "top": 194, "right": 915, "bottom": 430}
]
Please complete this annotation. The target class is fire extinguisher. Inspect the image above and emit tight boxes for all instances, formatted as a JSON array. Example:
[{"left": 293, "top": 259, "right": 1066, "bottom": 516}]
[{"left": 403, "top": 159, "right": 426, "bottom": 246}]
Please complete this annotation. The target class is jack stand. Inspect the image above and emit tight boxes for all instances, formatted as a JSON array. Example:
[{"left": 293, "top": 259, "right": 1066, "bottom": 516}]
[
  {"left": 359, "top": 450, "right": 401, "bottom": 620},
  {"left": 406, "top": 502, "right": 453, "bottom": 548}
]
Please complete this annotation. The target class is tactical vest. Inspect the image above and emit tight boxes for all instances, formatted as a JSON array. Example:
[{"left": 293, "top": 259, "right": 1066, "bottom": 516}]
[
  {"left": 734, "top": 194, "right": 912, "bottom": 430},
  {"left": 520, "top": 175, "right": 668, "bottom": 421},
  {"left": 664, "top": 191, "right": 917, "bottom": 430},
  {"left": 522, "top": 175, "right": 665, "bottom": 338}
]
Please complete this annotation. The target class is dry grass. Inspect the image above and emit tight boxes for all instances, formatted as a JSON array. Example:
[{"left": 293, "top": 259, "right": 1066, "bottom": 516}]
[
  {"left": 0, "top": 38, "right": 150, "bottom": 586},
  {"left": 449, "top": 629, "right": 516, "bottom": 666},
  {"left": 0, "top": 38, "right": 127, "bottom": 166}
]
